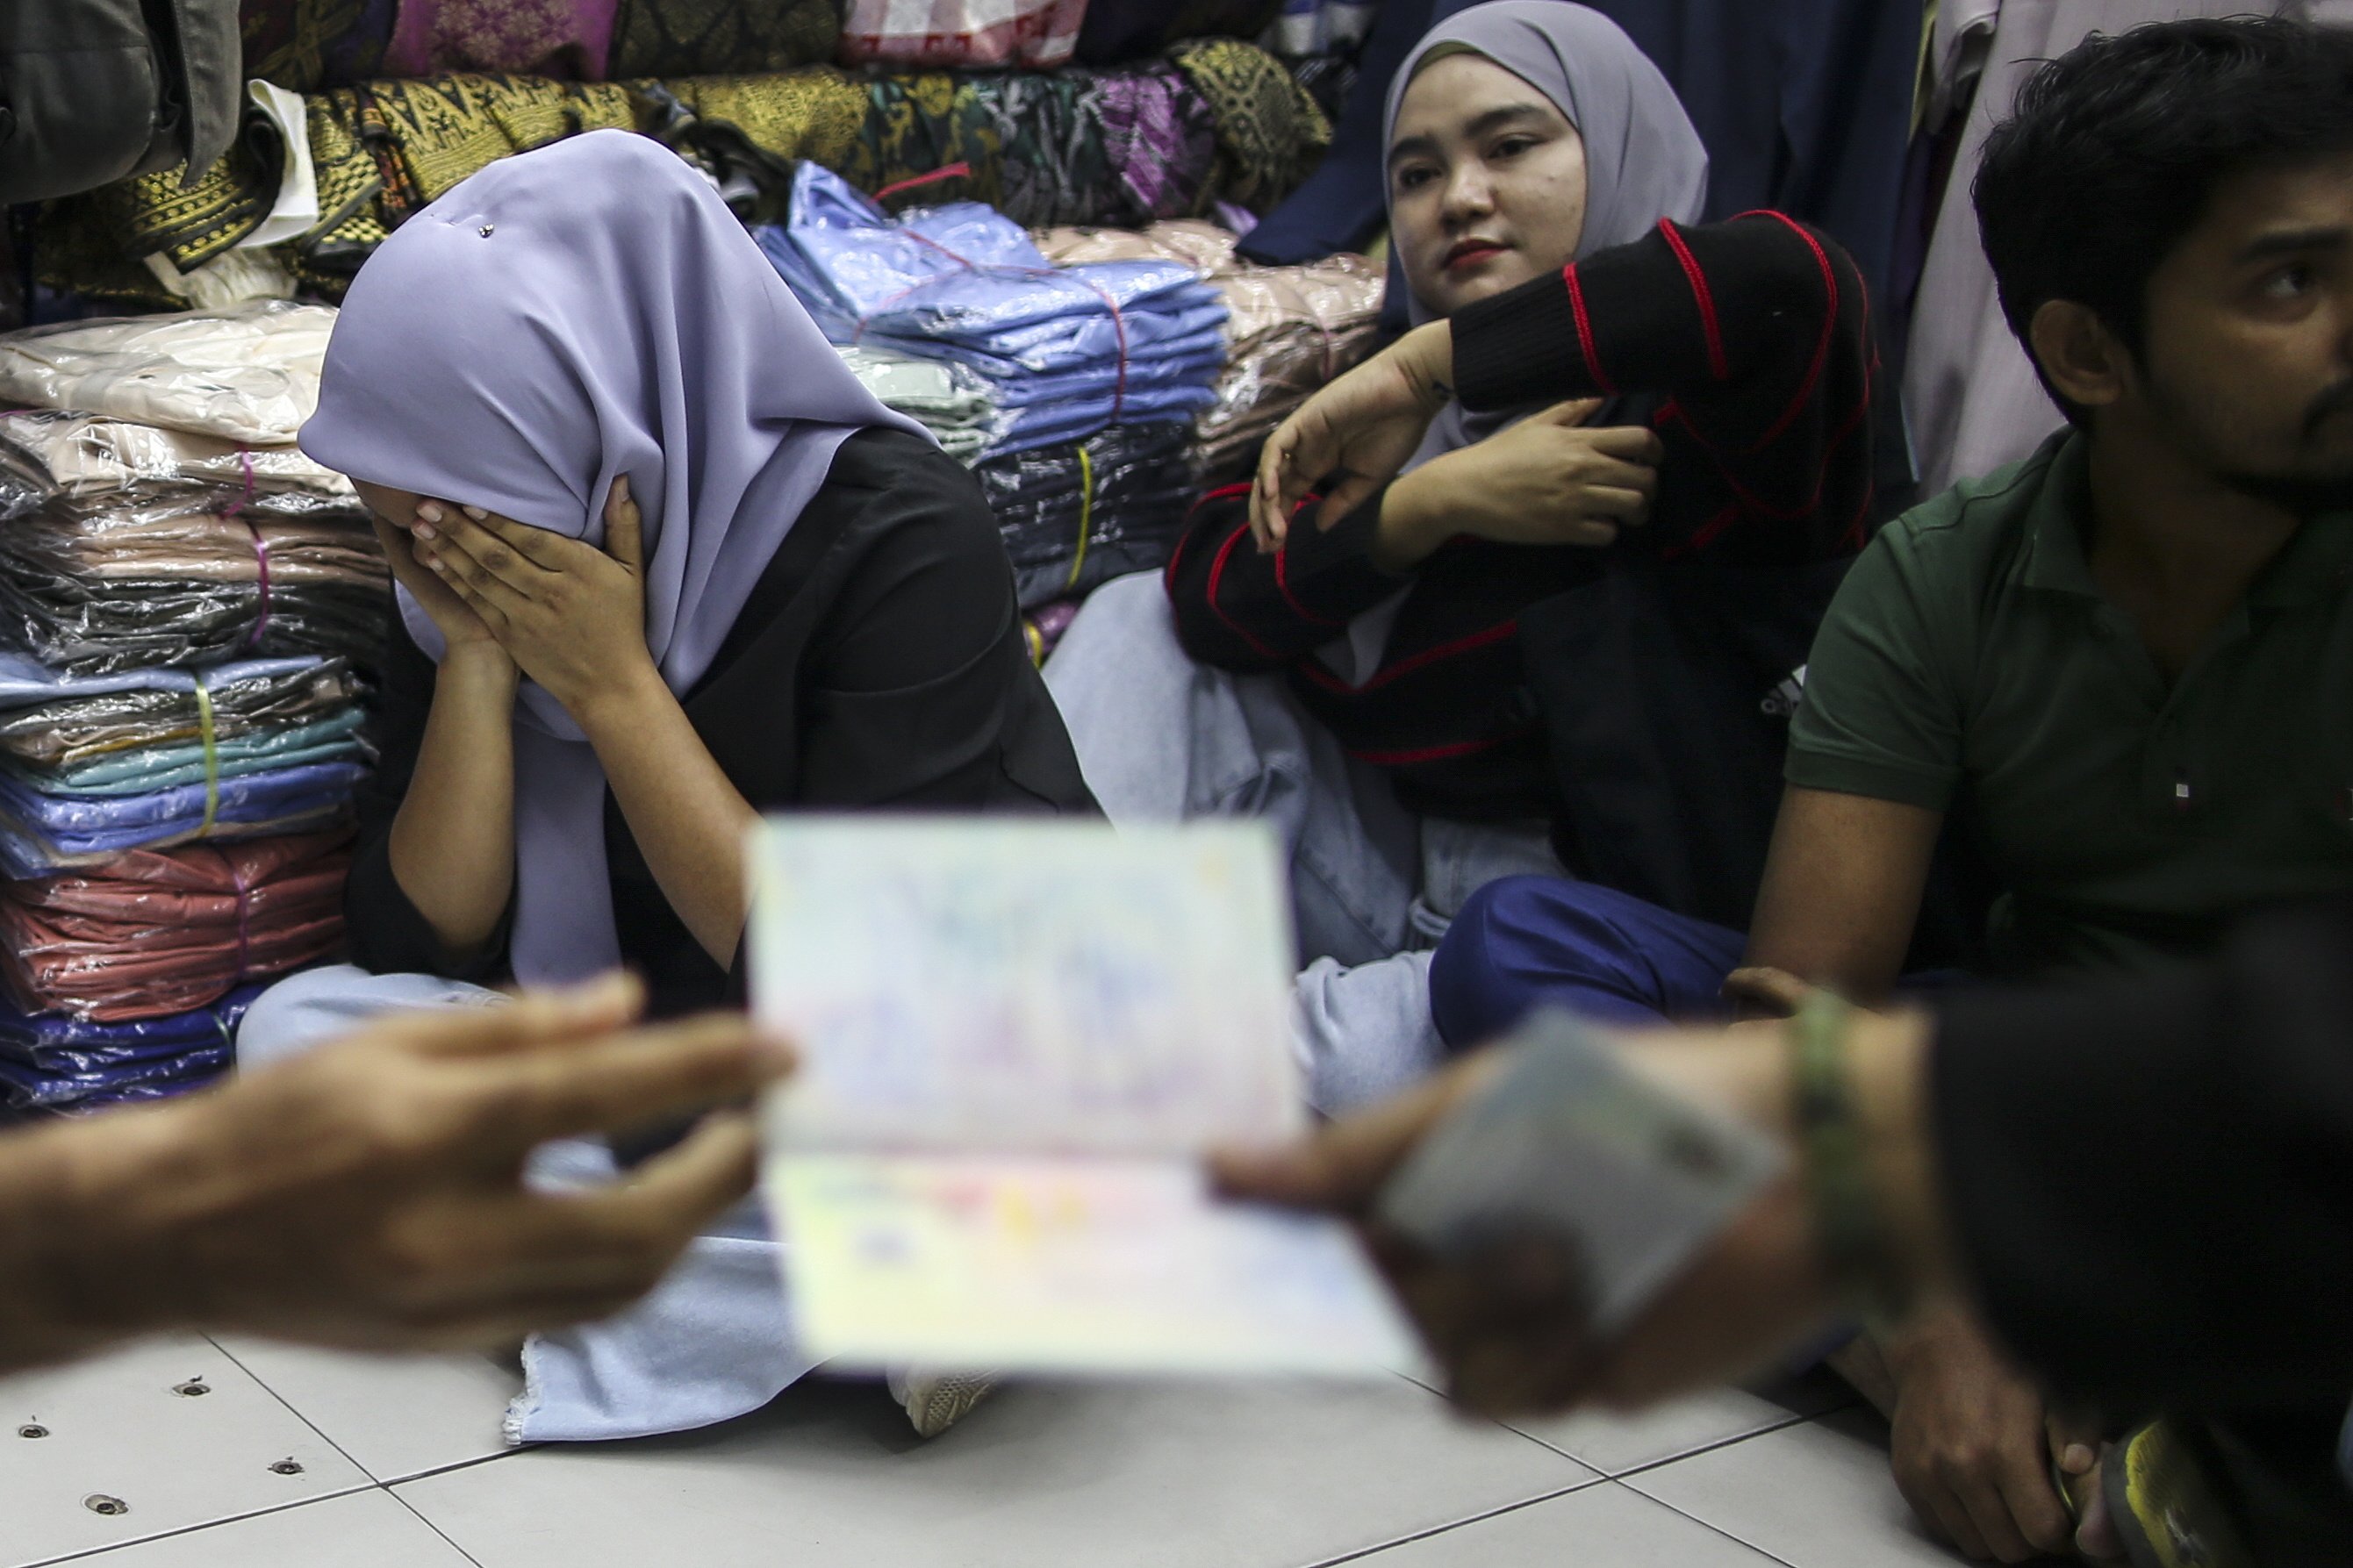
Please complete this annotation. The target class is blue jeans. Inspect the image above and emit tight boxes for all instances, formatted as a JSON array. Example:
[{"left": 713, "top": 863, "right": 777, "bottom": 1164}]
[{"left": 1430, "top": 877, "right": 1748, "bottom": 1049}]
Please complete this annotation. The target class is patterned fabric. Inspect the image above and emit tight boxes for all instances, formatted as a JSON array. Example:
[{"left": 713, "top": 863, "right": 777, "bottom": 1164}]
[
  {"left": 240, "top": 0, "right": 398, "bottom": 89},
  {"left": 1095, "top": 67, "right": 1219, "bottom": 221},
  {"left": 1168, "top": 37, "right": 1331, "bottom": 212},
  {"left": 341, "top": 74, "right": 638, "bottom": 202},
  {"left": 384, "top": 0, "right": 622, "bottom": 79},
  {"left": 839, "top": 0, "right": 1087, "bottom": 69},
  {"left": 850, "top": 72, "right": 1005, "bottom": 209},
  {"left": 656, "top": 71, "right": 870, "bottom": 170},
  {"left": 288, "top": 73, "right": 637, "bottom": 293},
  {"left": 84, "top": 131, "right": 279, "bottom": 270},
  {"left": 607, "top": 0, "right": 841, "bottom": 76}
]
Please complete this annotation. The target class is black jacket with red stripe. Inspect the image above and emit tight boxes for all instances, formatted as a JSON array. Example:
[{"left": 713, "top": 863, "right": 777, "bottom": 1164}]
[{"left": 1166, "top": 213, "right": 1895, "bottom": 927}]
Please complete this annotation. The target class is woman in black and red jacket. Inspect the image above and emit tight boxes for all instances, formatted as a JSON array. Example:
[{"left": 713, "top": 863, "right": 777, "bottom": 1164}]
[{"left": 1044, "top": 0, "right": 1895, "bottom": 1111}]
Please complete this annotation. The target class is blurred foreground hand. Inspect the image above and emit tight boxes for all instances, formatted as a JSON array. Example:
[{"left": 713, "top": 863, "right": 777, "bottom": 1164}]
[
  {"left": 0, "top": 977, "right": 792, "bottom": 1375},
  {"left": 1214, "top": 1036, "right": 1854, "bottom": 1420}
]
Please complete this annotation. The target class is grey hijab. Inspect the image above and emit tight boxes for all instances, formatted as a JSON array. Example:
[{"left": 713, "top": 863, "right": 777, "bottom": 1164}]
[{"left": 1383, "top": 0, "right": 1710, "bottom": 466}]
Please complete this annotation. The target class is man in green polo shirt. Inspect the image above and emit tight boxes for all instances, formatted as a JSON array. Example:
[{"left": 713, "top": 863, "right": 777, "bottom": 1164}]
[{"left": 1421, "top": 16, "right": 2353, "bottom": 1563}]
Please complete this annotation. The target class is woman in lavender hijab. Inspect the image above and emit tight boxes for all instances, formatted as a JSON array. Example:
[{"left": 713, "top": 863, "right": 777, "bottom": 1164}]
[{"left": 240, "top": 130, "right": 1092, "bottom": 1444}]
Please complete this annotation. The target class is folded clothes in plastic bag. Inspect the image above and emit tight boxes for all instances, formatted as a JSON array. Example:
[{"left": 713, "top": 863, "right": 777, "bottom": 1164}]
[
  {"left": 758, "top": 163, "right": 1225, "bottom": 460},
  {"left": 0, "top": 984, "right": 261, "bottom": 1109},
  {"left": 0, "top": 303, "right": 338, "bottom": 444},
  {"left": 834, "top": 346, "right": 995, "bottom": 464},
  {"left": 0, "top": 572, "right": 389, "bottom": 677},
  {"left": 0, "top": 656, "right": 363, "bottom": 768},
  {"left": 0, "top": 834, "right": 349, "bottom": 1021},
  {"left": 10, "top": 708, "right": 371, "bottom": 796},
  {"left": 0, "top": 410, "right": 357, "bottom": 504},
  {"left": 1034, "top": 220, "right": 1384, "bottom": 483},
  {"left": 0, "top": 760, "right": 366, "bottom": 877},
  {"left": 0, "top": 502, "right": 388, "bottom": 675},
  {"left": 977, "top": 420, "right": 1198, "bottom": 607}
]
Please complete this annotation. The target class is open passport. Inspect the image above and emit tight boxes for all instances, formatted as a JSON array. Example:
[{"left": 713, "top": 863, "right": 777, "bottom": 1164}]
[{"left": 749, "top": 818, "right": 1418, "bottom": 1377}]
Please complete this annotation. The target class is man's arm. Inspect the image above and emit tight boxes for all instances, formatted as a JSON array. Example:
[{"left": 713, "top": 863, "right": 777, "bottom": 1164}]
[
  {"left": 0, "top": 978, "right": 791, "bottom": 1377},
  {"left": 1741, "top": 786, "right": 2083, "bottom": 1562},
  {"left": 1741, "top": 785, "right": 1943, "bottom": 1005}
]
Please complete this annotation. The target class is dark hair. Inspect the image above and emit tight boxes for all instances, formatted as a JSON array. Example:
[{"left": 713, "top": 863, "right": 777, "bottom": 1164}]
[{"left": 1974, "top": 16, "right": 2353, "bottom": 421}]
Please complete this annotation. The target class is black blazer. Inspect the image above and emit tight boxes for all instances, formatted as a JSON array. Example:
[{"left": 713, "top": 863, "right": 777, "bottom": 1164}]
[{"left": 344, "top": 427, "right": 1098, "bottom": 1017}]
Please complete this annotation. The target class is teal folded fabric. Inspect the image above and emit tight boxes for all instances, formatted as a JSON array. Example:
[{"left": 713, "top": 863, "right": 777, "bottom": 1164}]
[{"left": 8, "top": 708, "right": 369, "bottom": 795}]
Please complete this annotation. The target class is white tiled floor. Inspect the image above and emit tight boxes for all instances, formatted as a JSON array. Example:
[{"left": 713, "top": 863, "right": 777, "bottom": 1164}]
[{"left": 0, "top": 1342, "right": 1967, "bottom": 1568}]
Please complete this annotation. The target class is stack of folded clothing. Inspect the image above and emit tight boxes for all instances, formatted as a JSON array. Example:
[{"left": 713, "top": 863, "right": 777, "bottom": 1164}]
[
  {"left": 1035, "top": 219, "right": 1383, "bottom": 483},
  {"left": 0, "top": 495, "right": 389, "bottom": 675},
  {"left": 977, "top": 419, "right": 1199, "bottom": 606},
  {"left": 0, "top": 313, "right": 390, "bottom": 674},
  {"left": 0, "top": 655, "right": 372, "bottom": 879},
  {"left": 761, "top": 161, "right": 1227, "bottom": 460},
  {"left": 834, "top": 346, "right": 996, "bottom": 463},
  {"left": 0, "top": 985, "right": 262, "bottom": 1112},
  {"left": 0, "top": 834, "right": 350, "bottom": 1022},
  {"left": 0, "top": 306, "right": 381, "bottom": 1110}
]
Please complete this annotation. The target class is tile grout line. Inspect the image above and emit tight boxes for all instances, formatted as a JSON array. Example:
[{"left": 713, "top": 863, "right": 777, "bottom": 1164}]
[
  {"left": 1589, "top": 1409, "right": 1819, "bottom": 1480},
  {"left": 1290, "top": 1479, "right": 1611, "bottom": 1568},
  {"left": 381, "top": 1444, "right": 540, "bottom": 1489},
  {"left": 384, "top": 1487, "right": 489, "bottom": 1567},
  {"left": 1618, "top": 1479, "right": 1804, "bottom": 1568},
  {"left": 206, "top": 1337, "right": 537, "bottom": 1490},
  {"left": 1381, "top": 1368, "right": 1622, "bottom": 1472},
  {"left": 25, "top": 1484, "right": 381, "bottom": 1568},
  {"left": 207, "top": 1337, "right": 381, "bottom": 1483}
]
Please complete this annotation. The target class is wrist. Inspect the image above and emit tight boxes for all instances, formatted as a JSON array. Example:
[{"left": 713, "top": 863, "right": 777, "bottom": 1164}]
[
  {"left": 1400, "top": 322, "right": 1456, "bottom": 412},
  {"left": 1847, "top": 1008, "right": 1954, "bottom": 1300},
  {"left": 568, "top": 654, "right": 671, "bottom": 738},
  {"left": 441, "top": 641, "right": 519, "bottom": 696},
  {"left": 1784, "top": 999, "right": 1948, "bottom": 1324},
  {"left": 1373, "top": 469, "right": 1447, "bottom": 572}
]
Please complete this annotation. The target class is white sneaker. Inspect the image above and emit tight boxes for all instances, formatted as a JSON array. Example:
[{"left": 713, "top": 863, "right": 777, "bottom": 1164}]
[{"left": 886, "top": 1368, "right": 1000, "bottom": 1439}]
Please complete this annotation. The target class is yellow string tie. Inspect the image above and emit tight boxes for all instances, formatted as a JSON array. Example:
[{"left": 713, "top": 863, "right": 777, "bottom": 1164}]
[
  {"left": 192, "top": 673, "right": 220, "bottom": 837},
  {"left": 1062, "top": 443, "right": 1095, "bottom": 593}
]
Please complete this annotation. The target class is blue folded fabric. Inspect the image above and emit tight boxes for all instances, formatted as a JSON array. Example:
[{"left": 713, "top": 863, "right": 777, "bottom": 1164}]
[
  {"left": 0, "top": 760, "right": 365, "bottom": 876},
  {"left": 0, "top": 984, "right": 260, "bottom": 1108},
  {"left": 0, "top": 652, "right": 330, "bottom": 712},
  {"left": 757, "top": 163, "right": 1228, "bottom": 462}
]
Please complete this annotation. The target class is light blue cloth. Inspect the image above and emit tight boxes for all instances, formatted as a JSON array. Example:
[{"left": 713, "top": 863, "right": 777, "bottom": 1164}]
[
  {"left": 0, "top": 759, "right": 365, "bottom": 876},
  {"left": 1042, "top": 572, "right": 1564, "bottom": 1113},
  {"left": 757, "top": 163, "right": 1226, "bottom": 461},
  {"left": 236, "top": 964, "right": 820, "bottom": 1444},
  {"left": 0, "top": 652, "right": 327, "bottom": 710}
]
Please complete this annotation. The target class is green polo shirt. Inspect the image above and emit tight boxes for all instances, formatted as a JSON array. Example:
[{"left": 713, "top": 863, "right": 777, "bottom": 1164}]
[{"left": 1789, "top": 429, "right": 2353, "bottom": 977}]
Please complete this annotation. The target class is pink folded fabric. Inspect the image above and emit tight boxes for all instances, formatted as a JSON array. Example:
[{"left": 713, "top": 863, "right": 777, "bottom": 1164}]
[{"left": 0, "top": 831, "right": 353, "bottom": 1020}]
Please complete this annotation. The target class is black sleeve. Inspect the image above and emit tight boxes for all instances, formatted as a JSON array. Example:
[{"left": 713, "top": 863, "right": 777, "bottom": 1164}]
[
  {"left": 1452, "top": 214, "right": 1877, "bottom": 552},
  {"left": 1931, "top": 903, "right": 2353, "bottom": 1414},
  {"left": 793, "top": 447, "right": 1094, "bottom": 813},
  {"left": 1162, "top": 484, "right": 1402, "bottom": 671},
  {"left": 340, "top": 611, "right": 510, "bottom": 981}
]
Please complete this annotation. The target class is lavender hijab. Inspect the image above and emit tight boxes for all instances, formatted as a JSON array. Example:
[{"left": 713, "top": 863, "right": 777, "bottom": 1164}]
[
  {"left": 1384, "top": 1, "right": 1710, "bottom": 466},
  {"left": 301, "top": 131, "right": 924, "bottom": 984}
]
